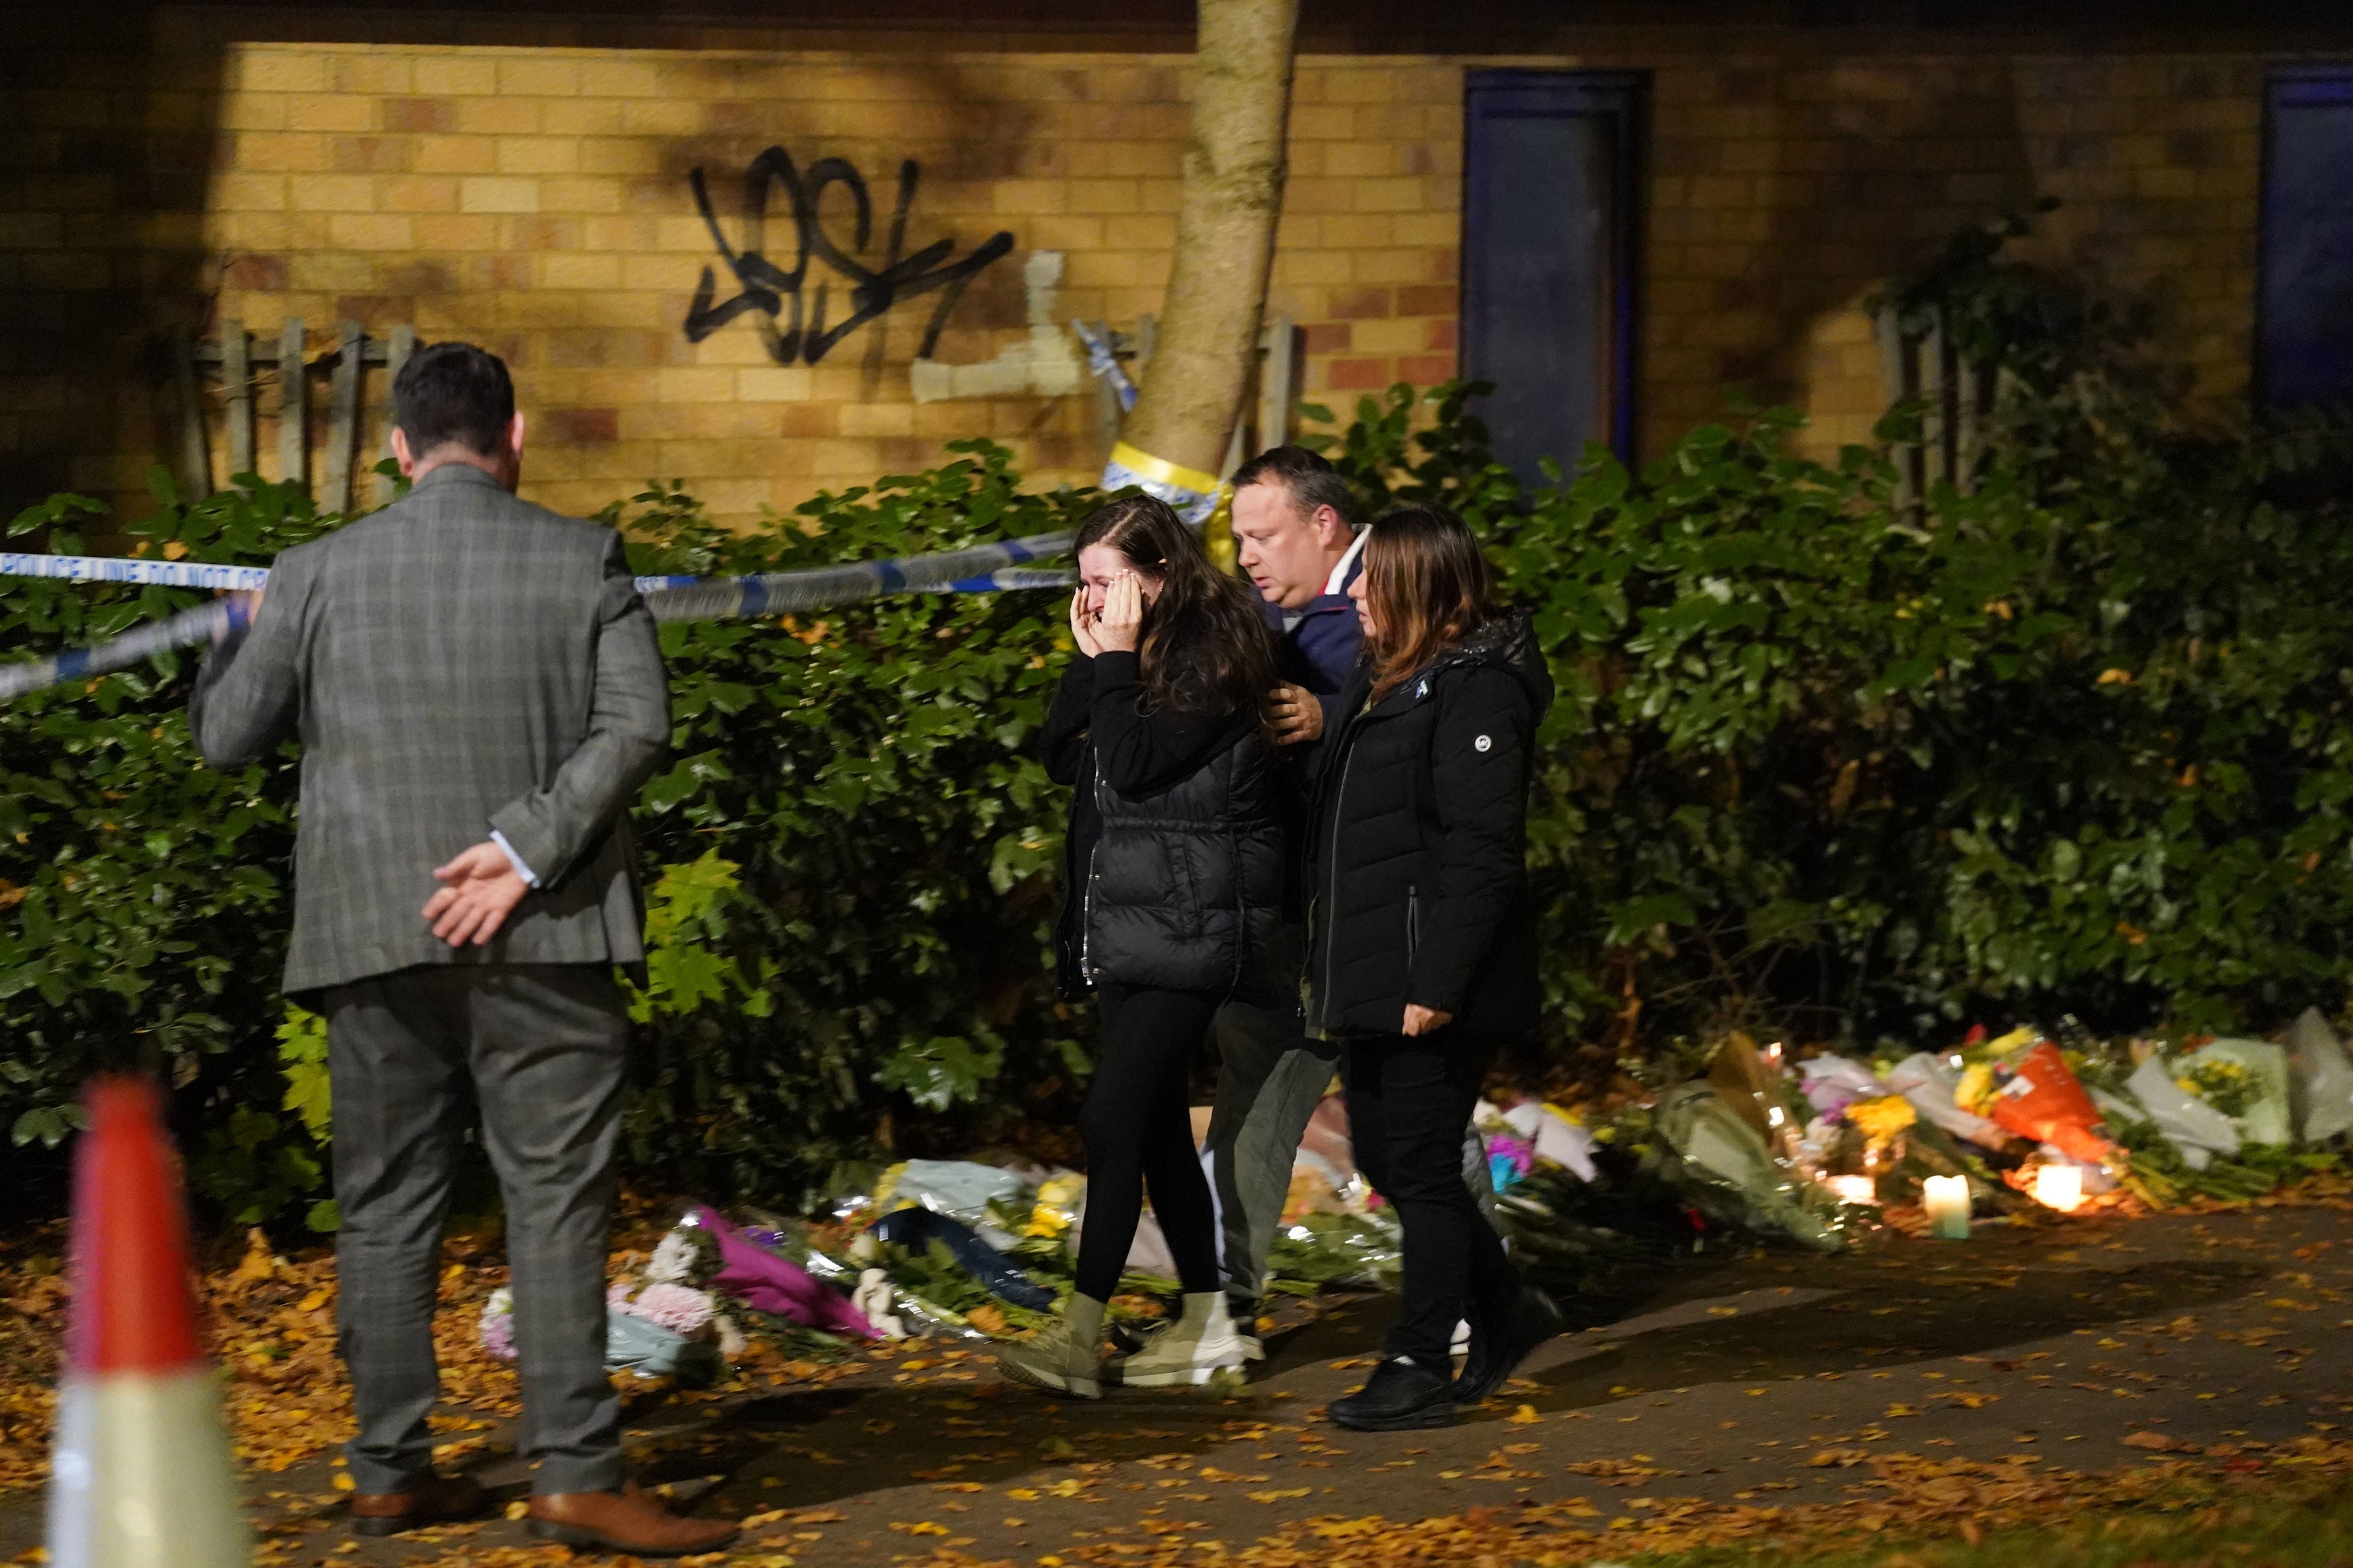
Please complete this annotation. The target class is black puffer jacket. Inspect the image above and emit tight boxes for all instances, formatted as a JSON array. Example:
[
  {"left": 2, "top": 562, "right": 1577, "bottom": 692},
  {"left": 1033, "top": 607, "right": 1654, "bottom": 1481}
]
[
  {"left": 1303, "top": 612, "right": 1554, "bottom": 1039},
  {"left": 1045, "top": 651, "right": 1288, "bottom": 1004}
]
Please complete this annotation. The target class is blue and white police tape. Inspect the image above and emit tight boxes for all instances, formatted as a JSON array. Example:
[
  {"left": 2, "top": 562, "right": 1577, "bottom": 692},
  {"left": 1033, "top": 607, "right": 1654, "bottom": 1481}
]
[
  {"left": 1070, "top": 321, "right": 1138, "bottom": 413},
  {"left": 0, "top": 598, "right": 249, "bottom": 703},
  {"left": 629, "top": 529, "right": 1075, "bottom": 621},
  {"left": 0, "top": 532, "right": 1078, "bottom": 704},
  {"left": 0, "top": 552, "right": 271, "bottom": 593},
  {"left": 2, "top": 544, "right": 1081, "bottom": 607}
]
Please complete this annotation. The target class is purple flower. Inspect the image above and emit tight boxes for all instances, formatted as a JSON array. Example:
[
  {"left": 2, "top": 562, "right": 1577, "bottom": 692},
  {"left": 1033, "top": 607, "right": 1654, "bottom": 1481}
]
[
  {"left": 479, "top": 1289, "right": 518, "bottom": 1362},
  {"left": 1802, "top": 1079, "right": 1860, "bottom": 1122}
]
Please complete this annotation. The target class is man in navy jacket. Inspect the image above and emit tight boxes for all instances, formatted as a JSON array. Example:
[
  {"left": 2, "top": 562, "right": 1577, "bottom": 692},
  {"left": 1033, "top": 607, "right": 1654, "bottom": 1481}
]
[
  {"left": 1207, "top": 447, "right": 1366, "bottom": 1344},
  {"left": 1209, "top": 448, "right": 1501, "bottom": 1354}
]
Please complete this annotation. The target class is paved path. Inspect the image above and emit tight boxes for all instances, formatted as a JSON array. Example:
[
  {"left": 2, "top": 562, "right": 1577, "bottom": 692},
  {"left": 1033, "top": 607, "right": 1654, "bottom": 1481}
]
[{"left": 8, "top": 1202, "right": 2353, "bottom": 1564}]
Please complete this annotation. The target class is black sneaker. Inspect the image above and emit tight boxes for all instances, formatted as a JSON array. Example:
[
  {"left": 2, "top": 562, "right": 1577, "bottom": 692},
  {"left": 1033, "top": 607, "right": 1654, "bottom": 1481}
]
[
  {"left": 1328, "top": 1356, "right": 1458, "bottom": 1432},
  {"left": 1452, "top": 1284, "right": 1564, "bottom": 1405}
]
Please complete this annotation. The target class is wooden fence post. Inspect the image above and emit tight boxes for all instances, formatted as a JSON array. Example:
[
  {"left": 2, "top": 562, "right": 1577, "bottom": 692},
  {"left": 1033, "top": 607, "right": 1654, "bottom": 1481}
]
[
  {"left": 167, "top": 327, "right": 212, "bottom": 501},
  {"left": 1873, "top": 302, "right": 1915, "bottom": 518},
  {"left": 319, "top": 320, "right": 364, "bottom": 516},
  {"left": 221, "top": 321, "right": 254, "bottom": 483},
  {"left": 375, "top": 325, "right": 415, "bottom": 505},
  {"left": 1257, "top": 314, "right": 1298, "bottom": 453},
  {"left": 277, "top": 317, "right": 307, "bottom": 493}
]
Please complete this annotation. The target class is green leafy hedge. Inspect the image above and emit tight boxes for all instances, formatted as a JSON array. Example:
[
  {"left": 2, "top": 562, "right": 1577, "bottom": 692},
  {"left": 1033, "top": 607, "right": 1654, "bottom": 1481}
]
[
  {"left": 1304, "top": 222, "right": 2353, "bottom": 1055},
  {"left": 7, "top": 233, "right": 2353, "bottom": 1228}
]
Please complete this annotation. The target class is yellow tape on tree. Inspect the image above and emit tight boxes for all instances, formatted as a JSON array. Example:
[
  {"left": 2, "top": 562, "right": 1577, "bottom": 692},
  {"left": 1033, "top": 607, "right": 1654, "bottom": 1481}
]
[{"left": 1100, "top": 440, "right": 1224, "bottom": 526}]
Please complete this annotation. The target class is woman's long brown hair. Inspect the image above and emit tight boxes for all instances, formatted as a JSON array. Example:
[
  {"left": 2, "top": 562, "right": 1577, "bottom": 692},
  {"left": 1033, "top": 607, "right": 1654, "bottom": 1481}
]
[
  {"left": 1363, "top": 504, "right": 1494, "bottom": 703},
  {"left": 1073, "top": 495, "right": 1276, "bottom": 725}
]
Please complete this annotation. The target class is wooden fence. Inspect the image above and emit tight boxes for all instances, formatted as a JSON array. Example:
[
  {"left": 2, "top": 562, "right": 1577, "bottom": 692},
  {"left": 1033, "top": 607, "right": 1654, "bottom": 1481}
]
[
  {"left": 1873, "top": 302, "right": 1997, "bottom": 515},
  {"left": 165, "top": 320, "right": 417, "bottom": 515}
]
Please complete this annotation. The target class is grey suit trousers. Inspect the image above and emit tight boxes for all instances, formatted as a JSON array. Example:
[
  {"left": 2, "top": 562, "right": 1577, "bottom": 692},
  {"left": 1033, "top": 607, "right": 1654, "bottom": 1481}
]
[{"left": 324, "top": 963, "right": 629, "bottom": 1497}]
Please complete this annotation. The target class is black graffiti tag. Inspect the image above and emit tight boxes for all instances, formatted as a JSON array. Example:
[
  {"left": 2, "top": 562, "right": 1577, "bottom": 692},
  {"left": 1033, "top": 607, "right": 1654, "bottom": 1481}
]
[{"left": 684, "top": 146, "right": 1015, "bottom": 366}]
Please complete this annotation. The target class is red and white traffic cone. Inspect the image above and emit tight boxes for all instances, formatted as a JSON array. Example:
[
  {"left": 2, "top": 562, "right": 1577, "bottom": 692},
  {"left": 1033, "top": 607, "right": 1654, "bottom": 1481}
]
[{"left": 46, "top": 1075, "right": 248, "bottom": 1568}]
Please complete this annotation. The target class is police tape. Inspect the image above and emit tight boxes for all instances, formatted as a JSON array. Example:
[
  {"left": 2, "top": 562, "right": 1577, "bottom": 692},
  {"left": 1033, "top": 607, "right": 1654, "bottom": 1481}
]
[
  {"left": 0, "top": 553, "right": 272, "bottom": 592},
  {"left": 0, "top": 534, "right": 1079, "bottom": 704},
  {"left": 1098, "top": 442, "right": 1222, "bottom": 527}
]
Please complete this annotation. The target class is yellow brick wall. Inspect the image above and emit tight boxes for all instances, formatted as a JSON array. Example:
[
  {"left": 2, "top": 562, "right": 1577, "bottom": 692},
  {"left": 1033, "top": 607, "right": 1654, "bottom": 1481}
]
[{"left": 0, "top": 25, "right": 2306, "bottom": 529}]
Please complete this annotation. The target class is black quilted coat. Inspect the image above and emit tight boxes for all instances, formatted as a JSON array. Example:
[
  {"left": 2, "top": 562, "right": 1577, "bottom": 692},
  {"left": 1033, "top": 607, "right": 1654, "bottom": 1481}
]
[
  {"left": 1302, "top": 611, "right": 1553, "bottom": 1039},
  {"left": 1044, "top": 651, "right": 1288, "bottom": 1003}
]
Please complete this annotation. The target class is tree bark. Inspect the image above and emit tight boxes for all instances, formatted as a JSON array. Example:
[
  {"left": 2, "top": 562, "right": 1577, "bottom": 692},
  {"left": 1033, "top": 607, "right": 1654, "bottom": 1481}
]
[{"left": 1119, "top": 0, "right": 1299, "bottom": 481}]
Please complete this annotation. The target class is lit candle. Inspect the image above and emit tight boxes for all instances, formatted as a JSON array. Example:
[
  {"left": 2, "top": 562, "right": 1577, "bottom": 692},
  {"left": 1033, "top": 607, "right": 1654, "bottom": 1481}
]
[
  {"left": 1922, "top": 1174, "right": 1970, "bottom": 1239},
  {"left": 2034, "top": 1163, "right": 2084, "bottom": 1213},
  {"left": 1823, "top": 1174, "right": 1877, "bottom": 1205}
]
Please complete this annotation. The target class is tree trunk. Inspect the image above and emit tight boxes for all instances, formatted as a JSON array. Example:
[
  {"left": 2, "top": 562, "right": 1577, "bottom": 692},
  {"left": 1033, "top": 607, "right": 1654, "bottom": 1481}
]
[{"left": 1118, "top": 0, "right": 1299, "bottom": 496}]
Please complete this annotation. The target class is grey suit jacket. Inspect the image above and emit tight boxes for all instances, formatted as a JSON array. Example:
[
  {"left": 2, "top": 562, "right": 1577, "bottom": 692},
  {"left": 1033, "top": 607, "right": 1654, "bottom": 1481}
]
[{"left": 190, "top": 463, "right": 672, "bottom": 997}]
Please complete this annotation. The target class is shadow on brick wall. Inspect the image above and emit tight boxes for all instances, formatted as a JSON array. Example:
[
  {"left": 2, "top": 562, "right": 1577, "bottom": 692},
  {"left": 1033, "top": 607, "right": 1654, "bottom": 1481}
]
[
  {"left": 1708, "top": 55, "right": 2039, "bottom": 426},
  {"left": 0, "top": 5, "right": 232, "bottom": 522}
]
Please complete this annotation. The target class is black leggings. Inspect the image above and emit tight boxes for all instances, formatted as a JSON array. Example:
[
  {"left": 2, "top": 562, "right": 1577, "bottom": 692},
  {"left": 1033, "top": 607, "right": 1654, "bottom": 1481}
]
[{"left": 1074, "top": 983, "right": 1224, "bottom": 1303}]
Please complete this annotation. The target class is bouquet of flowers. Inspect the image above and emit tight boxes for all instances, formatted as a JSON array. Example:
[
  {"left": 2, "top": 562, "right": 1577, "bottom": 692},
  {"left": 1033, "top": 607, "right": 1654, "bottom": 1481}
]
[
  {"left": 1845, "top": 1094, "right": 1917, "bottom": 1153},
  {"left": 2176, "top": 1057, "right": 2257, "bottom": 1119}
]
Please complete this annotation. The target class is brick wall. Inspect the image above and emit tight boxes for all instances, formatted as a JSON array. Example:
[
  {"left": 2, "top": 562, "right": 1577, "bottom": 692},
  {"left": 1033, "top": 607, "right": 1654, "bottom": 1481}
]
[{"left": 0, "top": 16, "right": 2323, "bottom": 529}]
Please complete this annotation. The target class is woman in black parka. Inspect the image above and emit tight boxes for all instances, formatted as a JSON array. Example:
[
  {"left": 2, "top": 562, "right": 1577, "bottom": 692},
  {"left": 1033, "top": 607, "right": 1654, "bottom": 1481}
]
[
  {"left": 1305, "top": 504, "right": 1558, "bottom": 1432},
  {"left": 998, "top": 495, "right": 1284, "bottom": 1400}
]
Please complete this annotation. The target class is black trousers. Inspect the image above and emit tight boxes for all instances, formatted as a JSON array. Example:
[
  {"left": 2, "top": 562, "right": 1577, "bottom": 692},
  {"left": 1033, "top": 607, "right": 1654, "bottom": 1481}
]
[
  {"left": 323, "top": 962, "right": 629, "bottom": 1496},
  {"left": 1074, "top": 983, "right": 1224, "bottom": 1303},
  {"left": 1343, "top": 1027, "right": 1517, "bottom": 1366}
]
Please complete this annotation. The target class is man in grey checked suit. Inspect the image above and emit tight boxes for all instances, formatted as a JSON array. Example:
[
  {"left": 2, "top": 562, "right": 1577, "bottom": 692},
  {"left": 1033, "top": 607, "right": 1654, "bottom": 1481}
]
[{"left": 191, "top": 342, "right": 735, "bottom": 1557}]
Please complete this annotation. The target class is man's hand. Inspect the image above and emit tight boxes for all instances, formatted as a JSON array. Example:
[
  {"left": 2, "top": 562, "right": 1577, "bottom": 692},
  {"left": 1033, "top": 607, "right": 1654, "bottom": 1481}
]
[
  {"left": 1269, "top": 684, "right": 1323, "bottom": 745},
  {"left": 423, "top": 842, "right": 530, "bottom": 948},
  {"left": 1401, "top": 1003, "right": 1454, "bottom": 1038},
  {"left": 1096, "top": 572, "right": 1144, "bottom": 654}
]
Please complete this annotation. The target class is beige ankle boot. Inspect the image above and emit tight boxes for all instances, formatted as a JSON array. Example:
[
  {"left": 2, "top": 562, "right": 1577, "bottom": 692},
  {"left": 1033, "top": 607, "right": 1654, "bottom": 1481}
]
[{"left": 996, "top": 1292, "right": 1108, "bottom": 1399}]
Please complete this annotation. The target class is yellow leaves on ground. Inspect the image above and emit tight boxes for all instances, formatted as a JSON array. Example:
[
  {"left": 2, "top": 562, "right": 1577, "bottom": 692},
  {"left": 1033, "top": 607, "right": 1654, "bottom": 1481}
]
[
  {"left": 1246, "top": 1487, "right": 1312, "bottom": 1503},
  {"left": 1506, "top": 1404, "right": 1541, "bottom": 1424},
  {"left": 1055, "top": 1440, "right": 2353, "bottom": 1568},
  {"left": 887, "top": 1520, "right": 949, "bottom": 1534},
  {"left": 1006, "top": 1477, "right": 1090, "bottom": 1501},
  {"left": 0, "top": 1203, "right": 879, "bottom": 1500}
]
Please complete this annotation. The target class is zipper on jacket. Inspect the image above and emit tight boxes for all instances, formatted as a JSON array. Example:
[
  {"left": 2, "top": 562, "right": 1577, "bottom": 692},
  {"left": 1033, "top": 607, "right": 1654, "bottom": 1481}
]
[
  {"left": 1315, "top": 740, "right": 1359, "bottom": 1026},
  {"left": 1406, "top": 883, "right": 1419, "bottom": 964},
  {"left": 1080, "top": 757, "right": 1103, "bottom": 985}
]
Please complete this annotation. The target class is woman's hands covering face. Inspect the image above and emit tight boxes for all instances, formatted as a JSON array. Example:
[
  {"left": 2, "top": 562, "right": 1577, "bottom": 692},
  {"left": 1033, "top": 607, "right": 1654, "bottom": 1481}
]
[
  {"left": 1068, "top": 586, "right": 1103, "bottom": 658},
  {"left": 1094, "top": 571, "right": 1145, "bottom": 654}
]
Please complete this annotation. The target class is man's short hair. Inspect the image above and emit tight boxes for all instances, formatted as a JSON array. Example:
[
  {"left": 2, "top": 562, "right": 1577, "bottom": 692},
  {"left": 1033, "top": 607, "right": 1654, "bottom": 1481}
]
[
  {"left": 392, "top": 341, "right": 515, "bottom": 459},
  {"left": 1231, "top": 445, "right": 1361, "bottom": 531}
]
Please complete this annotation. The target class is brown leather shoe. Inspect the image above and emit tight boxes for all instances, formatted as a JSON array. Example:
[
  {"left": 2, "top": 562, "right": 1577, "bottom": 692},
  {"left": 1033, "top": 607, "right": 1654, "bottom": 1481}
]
[
  {"left": 526, "top": 1482, "right": 741, "bottom": 1557},
  {"left": 350, "top": 1472, "right": 489, "bottom": 1537}
]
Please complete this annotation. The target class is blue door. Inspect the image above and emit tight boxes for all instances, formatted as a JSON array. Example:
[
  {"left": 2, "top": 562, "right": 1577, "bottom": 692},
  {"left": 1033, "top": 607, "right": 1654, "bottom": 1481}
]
[
  {"left": 1462, "top": 71, "right": 1645, "bottom": 487},
  {"left": 2260, "top": 70, "right": 2353, "bottom": 411}
]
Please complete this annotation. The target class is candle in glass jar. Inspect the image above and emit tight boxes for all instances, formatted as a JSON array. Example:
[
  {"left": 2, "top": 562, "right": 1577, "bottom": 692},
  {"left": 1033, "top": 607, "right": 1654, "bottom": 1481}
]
[
  {"left": 2034, "top": 1163, "right": 2084, "bottom": 1212},
  {"left": 1922, "top": 1174, "right": 1970, "bottom": 1239}
]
